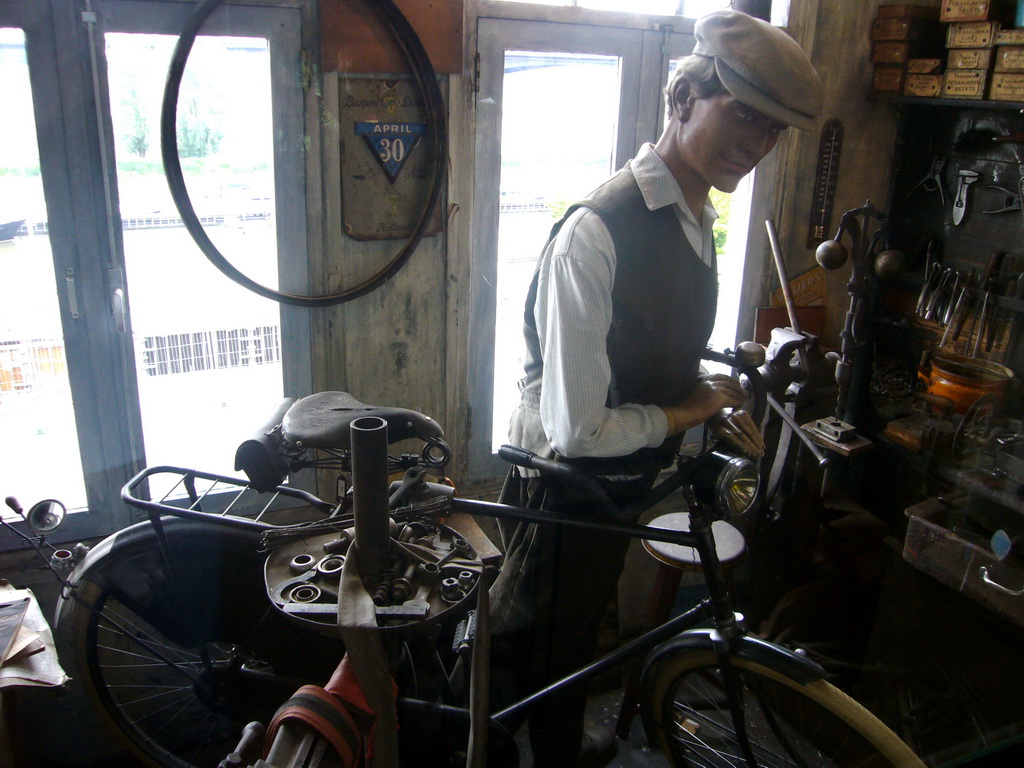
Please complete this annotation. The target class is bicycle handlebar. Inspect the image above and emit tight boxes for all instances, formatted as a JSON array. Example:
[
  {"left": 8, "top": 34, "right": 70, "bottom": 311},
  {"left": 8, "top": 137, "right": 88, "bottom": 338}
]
[
  {"left": 702, "top": 341, "right": 765, "bottom": 371},
  {"left": 703, "top": 342, "right": 768, "bottom": 426},
  {"left": 497, "top": 445, "right": 623, "bottom": 520}
]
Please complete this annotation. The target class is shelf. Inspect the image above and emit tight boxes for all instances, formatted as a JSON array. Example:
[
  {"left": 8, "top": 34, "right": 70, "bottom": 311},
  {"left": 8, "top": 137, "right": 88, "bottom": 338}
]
[{"left": 872, "top": 94, "right": 1024, "bottom": 111}]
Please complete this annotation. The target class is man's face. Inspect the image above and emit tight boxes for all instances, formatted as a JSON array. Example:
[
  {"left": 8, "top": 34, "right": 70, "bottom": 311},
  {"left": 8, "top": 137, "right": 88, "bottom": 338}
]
[{"left": 676, "top": 93, "right": 788, "bottom": 193}]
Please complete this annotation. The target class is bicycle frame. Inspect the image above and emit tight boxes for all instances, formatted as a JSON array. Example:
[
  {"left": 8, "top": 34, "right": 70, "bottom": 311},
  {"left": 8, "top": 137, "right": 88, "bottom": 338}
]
[
  {"left": 97, "top": 458, "right": 828, "bottom": 768},
  {"left": 416, "top": 493, "right": 826, "bottom": 766}
]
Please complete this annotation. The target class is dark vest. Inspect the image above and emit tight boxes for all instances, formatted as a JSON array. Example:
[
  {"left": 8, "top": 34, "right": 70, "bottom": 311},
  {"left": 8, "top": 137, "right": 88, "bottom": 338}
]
[{"left": 521, "top": 165, "right": 719, "bottom": 469}]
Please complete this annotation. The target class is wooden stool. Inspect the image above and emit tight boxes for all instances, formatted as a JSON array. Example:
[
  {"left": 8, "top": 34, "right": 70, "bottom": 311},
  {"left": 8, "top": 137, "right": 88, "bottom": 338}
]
[{"left": 614, "top": 512, "right": 747, "bottom": 738}]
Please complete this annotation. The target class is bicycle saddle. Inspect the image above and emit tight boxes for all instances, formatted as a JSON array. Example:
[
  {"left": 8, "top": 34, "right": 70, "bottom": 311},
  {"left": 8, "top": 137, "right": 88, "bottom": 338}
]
[{"left": 281, "top": 391, "right": 444, "bottom": 449}]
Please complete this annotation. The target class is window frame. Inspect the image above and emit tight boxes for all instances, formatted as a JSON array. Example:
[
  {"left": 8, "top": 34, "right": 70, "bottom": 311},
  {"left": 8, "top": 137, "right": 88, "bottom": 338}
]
[
  {"left": 465, "top": 9, "right": 779, "bottom": 483},
  {"left": 0, "top": 0, "right": 312, "bottom": 547}
]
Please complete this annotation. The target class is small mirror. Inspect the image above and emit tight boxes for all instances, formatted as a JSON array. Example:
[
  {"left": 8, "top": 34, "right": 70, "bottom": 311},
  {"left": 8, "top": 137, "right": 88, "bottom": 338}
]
[{"left": 26, "top": 499, "right": 66, "bottom": 534}]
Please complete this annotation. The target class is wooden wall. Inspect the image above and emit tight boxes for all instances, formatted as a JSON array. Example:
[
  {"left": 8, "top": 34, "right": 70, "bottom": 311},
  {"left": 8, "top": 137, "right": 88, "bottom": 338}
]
[{"left": 770, "top": 0, "right": 910, "bottom": 344}]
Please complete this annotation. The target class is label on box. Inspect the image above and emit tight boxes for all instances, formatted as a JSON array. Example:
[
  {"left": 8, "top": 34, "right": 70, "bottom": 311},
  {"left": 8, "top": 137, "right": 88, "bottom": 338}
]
[
  {"left": 873, "top": 41, "right": 910, "bottom": 63},
  {"left": 943, "top": 68, "right": 990, "bottom": 97},
  {"left": 873, "top": 64, "right": 907, "bottom": 92},
  {"left": 989, "top": 71, "right": 1024, "bottom": 99},
  {"left": 907, "top": 57, "right": 944, "bottom": 72},
  {"left": 996, "top": 28, "right": 1024, "bottom": 44},
  {"left": 947, "top": 21, "right": 999, "bottom": 46},
  {"left": 948, "top": 47, "right": 994, "bottom": 68},
  {"left": 994, "top": 45, "right": 1024, "bottom": 71},
  {"left": 877, "top": 4, "right": 941, "bottom": 18},
  {"left": 904, "top": 73, "right": 944, "bottom": 95},
  {"left": 941, "top": 0, "right": 994, "bottom": 22},
  {"left": 873, "top": 17, "right": 915, "bottom": 40}
]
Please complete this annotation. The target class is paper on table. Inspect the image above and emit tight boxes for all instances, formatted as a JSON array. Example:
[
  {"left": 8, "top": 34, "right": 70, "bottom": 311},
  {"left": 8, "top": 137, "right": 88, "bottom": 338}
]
[
  {"left": 4, "top": 625, "right": 44, "bottom": 665},
  {"left": 0, "top": 597, "right": 29, "bottom": 662},
  {"left": 0, "top": 583, "right": 69, "bottom": 690}
]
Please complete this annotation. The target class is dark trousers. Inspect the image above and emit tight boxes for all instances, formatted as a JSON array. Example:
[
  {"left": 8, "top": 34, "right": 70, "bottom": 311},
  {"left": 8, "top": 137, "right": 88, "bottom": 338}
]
[{"left": 488, "top": 468, "right": 653, "bottom": 767}]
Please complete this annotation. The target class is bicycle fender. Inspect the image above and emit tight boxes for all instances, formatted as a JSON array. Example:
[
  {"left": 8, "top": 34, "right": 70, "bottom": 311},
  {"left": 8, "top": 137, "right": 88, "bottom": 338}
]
[
  {"left": 54, "top": 517, "right": 261, "bottom": 629},
  {"left": 639, "top": 627, "right": 826, "bottom": 690}
]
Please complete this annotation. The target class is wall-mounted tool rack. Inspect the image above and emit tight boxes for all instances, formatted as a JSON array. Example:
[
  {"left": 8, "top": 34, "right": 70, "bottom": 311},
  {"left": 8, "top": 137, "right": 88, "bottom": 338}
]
[{"left": 877, "top": 96, "right": 1024, "bottom": 374}]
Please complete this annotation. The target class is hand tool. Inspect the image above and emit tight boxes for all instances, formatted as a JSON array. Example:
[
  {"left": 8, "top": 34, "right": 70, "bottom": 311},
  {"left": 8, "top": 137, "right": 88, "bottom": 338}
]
[
  {"left": 985, "top": 261, "right": 1011, "bottom": 352},
  {"left": 916, "top": 261, "right": 942, "bottom": 316},
  {"left": 924, "top": 268, "right": 952, "bottom": 322},
  {"left": 942, "top": 271, "right": 962, "bottom": 325},
  {"left": 1019, "top": 164, "right": 1024, "bottom": 230},
  {"left": 970, "top": 251, "right": 1006, "bottom": 357},
  {"left": 954, "top": 128, "right": 1024, "bottom": 151},
  {"left": 940, "top": 271, "right": 974, "bottom": 348},
  {"left": 1003, "top": 269, "right": 1024, "bottom": 364},
  {"left": 980, "top": 184, "right": 1022, "bottom": 215},
  {"left": 907, "top": 156, "right": 946, "bottom": 206},
  {"left": 953, "top": 169, "right": 980, "bottom": 226}
]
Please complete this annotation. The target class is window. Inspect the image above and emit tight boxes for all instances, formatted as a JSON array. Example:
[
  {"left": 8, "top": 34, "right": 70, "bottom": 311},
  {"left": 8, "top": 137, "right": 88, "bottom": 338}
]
[
  {"left": 490, "top": 1, "right": 789, "bottom": 25},
  {"left": 469, "top": 13, "right": 768, "bottom": 479},
  {"left": 0, "top": 0, "right": 310, "bottom": 540},
  {"left": 0, "top": 27, "right": 88, "bottom": 511}
]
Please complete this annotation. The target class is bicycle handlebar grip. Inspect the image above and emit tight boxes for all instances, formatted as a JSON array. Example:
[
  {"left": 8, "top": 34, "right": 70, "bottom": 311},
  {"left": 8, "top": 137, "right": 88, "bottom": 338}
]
[
  {"left": 733, "top": 341, "right": 766, "bottom": 369},
  {"left": 498, "top": 444, "right": 580, "bottom": 481},
  {"left": 498, "top": 445, "right": 626, "bottom": 520},
  {"left": 497, "top": 444, "right": 537, "bottom": 467},
  {"left": 702, "top": 342, "right": 765, "bottom": 371}
]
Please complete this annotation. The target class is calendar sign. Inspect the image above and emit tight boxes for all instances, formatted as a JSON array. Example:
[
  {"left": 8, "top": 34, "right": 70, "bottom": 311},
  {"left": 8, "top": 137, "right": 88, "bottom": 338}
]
[
  {"left": 355, "top": 122, "right": 427, "bottom": 182},
  {"left": 338, "top": 79, "right": 441, "bottom": 241}
]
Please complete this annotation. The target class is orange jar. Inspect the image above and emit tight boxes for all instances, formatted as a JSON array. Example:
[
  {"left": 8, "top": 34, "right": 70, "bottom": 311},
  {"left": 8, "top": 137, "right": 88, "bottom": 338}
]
[{"left": 917, "top": 354, "right": 1014, "bottom": 415}]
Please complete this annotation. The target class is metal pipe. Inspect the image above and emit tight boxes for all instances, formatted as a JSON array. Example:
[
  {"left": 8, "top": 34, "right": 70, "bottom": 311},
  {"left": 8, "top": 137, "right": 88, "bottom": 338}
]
[
  {"left": 492, "top": 599, "right": 715, "bottom": 723},
  {"left": 766, "top": 394, "right": 831, "bottom": 468},
  {"left": 467, "top": 573, "right": 491, "bottom": 768},
  {"left": 350, "top": 416, "right": 392, "bottom": 589},
  {"left": 765, "top": 218, "right": 801, "bottom": 334},
  {"left": 452, "top": 497, "right": 702, "bottom": 547}
]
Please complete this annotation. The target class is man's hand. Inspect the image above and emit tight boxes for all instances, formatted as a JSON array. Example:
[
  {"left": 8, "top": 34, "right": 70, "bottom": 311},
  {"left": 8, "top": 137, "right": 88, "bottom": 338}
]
[
  {"left": 688, "top": 374, "right": 749, "bottom": 415},
  {"left": 710, "top": 408, "right": 764, "bottom": 458},
  {"left": 661, "top": 374, "right": 750, "bottom": 437}
]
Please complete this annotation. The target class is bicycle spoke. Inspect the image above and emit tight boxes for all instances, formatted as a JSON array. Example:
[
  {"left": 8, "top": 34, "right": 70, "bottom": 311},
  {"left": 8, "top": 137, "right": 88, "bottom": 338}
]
[
  {"left": 655, "top": 655, "right": 914, "bottom": 768},
  {"left": 170, "top": 707, "right": 218, "bottom": 758},
  {"left": 112, "top": 685, "right": 195, "bottom": 710}
]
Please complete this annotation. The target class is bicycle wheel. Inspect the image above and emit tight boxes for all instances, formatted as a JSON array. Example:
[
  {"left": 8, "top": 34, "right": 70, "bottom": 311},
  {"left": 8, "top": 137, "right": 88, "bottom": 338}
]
[
  {"left": 71, "top": 523, "right": 344, "bottom": 768},
  {"left": 645, "top": 651, "right": 924, "bottom": 768}
]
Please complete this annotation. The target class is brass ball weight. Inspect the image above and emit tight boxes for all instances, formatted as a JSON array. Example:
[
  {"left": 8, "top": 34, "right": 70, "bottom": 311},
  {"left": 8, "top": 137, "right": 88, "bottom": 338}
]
[
  {"left": 815, "top": 239, "right": 848, "bottom": 270},
  {"left": 874, "top": 249, "right": 908, "bottom": 280}
]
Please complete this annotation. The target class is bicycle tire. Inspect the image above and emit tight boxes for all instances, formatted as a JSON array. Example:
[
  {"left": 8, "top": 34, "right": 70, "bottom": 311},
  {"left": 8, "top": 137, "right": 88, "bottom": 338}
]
[
  {"left": 644, "top": 651, "right": 925, "bottom": 768},
  {"left": 161, "top": 0, "right": 448, "bottom": 307},
  {"left": 71, "top": 523, "right": 343, "bottom": 768}
]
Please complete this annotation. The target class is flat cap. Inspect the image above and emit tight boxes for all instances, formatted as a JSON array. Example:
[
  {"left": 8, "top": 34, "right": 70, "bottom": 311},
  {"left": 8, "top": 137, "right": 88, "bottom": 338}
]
[{"left": 694, "top": 10, "right": 822, "bottom": 131}]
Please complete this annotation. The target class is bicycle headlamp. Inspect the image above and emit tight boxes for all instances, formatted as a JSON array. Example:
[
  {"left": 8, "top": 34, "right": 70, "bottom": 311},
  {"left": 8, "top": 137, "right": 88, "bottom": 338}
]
[{"left": 691, "top": 451, "right": 759, "bottom": 517}]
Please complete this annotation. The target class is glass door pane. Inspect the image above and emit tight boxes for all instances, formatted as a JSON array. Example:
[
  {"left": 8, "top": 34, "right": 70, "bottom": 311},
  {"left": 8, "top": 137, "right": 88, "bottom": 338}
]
[
  {"left": 661, "top": 57, "right": 753, "bottom": 366},
  {"left": 0, "top": 28, "right": 88, "bottom": 513},
  {"left": 491, "top": 51, "right": 621, "bottom": 449},
  {"left": 104, "top": 32, "right": 283, "bottom": 495}
]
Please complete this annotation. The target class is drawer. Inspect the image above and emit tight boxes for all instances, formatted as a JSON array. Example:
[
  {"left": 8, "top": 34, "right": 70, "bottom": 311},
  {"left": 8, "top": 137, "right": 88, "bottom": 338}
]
[{"left": 904, "top": 498, "right": 1024, "bottom": 629}]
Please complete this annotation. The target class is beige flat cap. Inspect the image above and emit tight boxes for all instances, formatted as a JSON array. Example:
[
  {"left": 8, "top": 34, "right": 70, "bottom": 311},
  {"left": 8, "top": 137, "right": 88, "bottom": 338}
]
[{"left": 694, "top": 10, "right": 822, "bottom": 131}]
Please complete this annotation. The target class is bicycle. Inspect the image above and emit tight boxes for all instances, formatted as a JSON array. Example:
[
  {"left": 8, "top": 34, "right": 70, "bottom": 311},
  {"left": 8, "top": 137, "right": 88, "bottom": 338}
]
[{"left": 39, "top": 346, "right": 924, "bottom": 768}]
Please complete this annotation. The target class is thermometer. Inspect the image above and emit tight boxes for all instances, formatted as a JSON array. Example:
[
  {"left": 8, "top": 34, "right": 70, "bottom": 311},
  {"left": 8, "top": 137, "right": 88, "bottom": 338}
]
[{"left": 807, "top": 119, "right": 844, "bottom": 249}]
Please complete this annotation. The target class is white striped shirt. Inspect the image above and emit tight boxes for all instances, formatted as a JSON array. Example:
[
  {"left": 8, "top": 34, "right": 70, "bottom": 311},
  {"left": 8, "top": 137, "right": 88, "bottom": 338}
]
[{"left": 508, "top": 144, "right": 719, "bottom": 460}]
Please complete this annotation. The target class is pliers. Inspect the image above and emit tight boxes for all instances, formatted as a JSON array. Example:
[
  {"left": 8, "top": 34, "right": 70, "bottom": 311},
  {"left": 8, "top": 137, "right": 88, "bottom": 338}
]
[
  {"left": 907, "top": 156, "right": 946, "bottom": 206},
  {"left": 981, "top": 184, "right": 1022, "bottom": 214}
]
